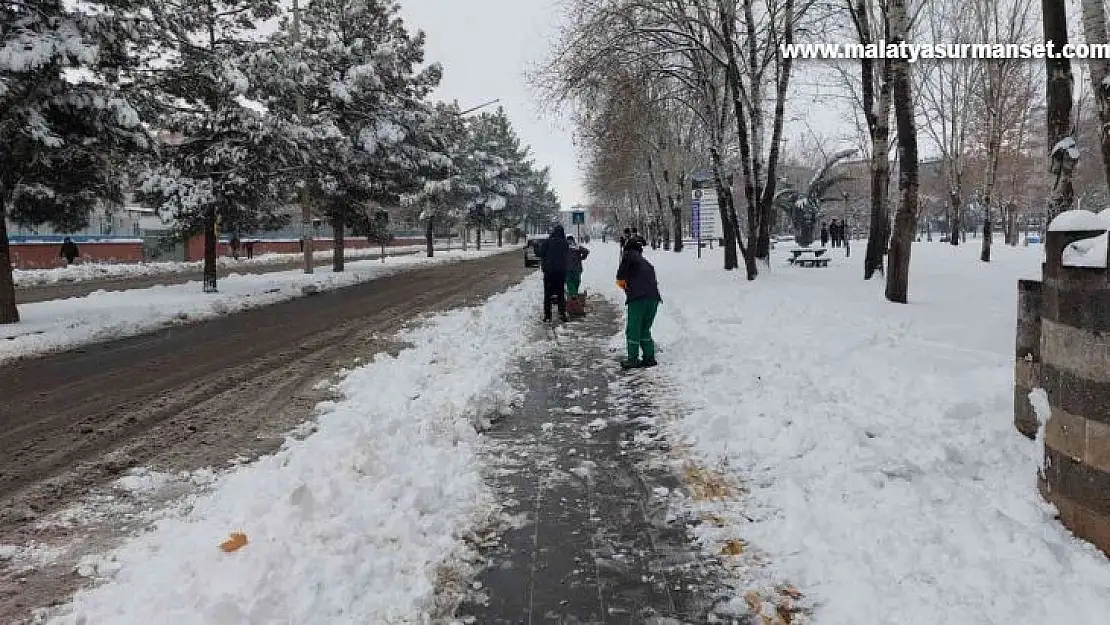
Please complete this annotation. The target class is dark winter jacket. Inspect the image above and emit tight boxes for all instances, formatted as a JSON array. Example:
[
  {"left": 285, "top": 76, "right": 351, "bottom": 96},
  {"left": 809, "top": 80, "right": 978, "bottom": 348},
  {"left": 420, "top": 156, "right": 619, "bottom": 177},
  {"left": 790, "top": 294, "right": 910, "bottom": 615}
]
[
  {"left": 567, "top": 245, "right": 589, "bottom": 272},
  {"left": 616, "top": 248, "right": 661, "bottom": 304},
  {"left": 538, "top": 227, "right": 570, "bottom": 275},
  {"left": 60, "top": 241, "right": 79, "bottom": 261}
]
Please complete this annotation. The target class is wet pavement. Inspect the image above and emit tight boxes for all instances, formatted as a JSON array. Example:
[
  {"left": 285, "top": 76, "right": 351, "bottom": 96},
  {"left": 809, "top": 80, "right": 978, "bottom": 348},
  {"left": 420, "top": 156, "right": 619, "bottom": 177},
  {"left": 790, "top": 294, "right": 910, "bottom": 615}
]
[{"left": 455, "top": 298, "right": 746, "bottom": 624}]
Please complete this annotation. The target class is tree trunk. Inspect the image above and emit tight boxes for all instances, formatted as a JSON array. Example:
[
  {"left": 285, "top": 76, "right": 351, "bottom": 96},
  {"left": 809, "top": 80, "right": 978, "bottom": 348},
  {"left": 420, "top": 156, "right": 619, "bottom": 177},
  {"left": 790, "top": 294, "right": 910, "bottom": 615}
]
[
  {"left": 980, "top": 53, "right": 1007, "bottom": 265},
  {"left": 426, "top": 215, "right": 435, "bottom": 258},
  {"left": 757, "top": 0, "right": 796, "bottom": 262},
  {"left": 203, "top": 204, "right": 218, "bottom": 293},
  {"left": 886, "top": 0, "right": 919, "bottom": 304},
  {"left": 665, "top": 170, "right": 683, "bottom": 252},
  {"left": 864, "top": 77, "right": 893, "bottom": 276},
  {"left": 497, "top": 225, "right": 503, "bottom": 247},
  {"left": 475, "top": 224, "right": 481, "bottom": 251},
  {"left": 865, "top": 121, "right": 892, "bottom": 279},
  {"left": 1083, "top": 0, "right": 1110, "bottom": 193},
  {"left": 332, "top": 215, "right": 345, "bottom": 272},
  {"left": 719, "top": 3, "right": 761, "bottom": 270},
  {"left": 0, "top": 192, "right": 19, "bottom": 324},
  {"left": 1045, "top": 0, "right": 1077, "bottom": 224},
  {"left": 710, "top": 147, "right": 740, "bottom": 271},
  {"left": 948, "top": 179, "right": 962, "bottom": 246}
]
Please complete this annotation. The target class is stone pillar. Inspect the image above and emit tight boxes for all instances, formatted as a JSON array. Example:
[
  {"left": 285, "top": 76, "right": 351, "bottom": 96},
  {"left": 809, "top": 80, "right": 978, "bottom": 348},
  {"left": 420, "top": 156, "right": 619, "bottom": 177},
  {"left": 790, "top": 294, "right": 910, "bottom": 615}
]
[
  {"left": 1038, "top": 225, "right": 1110, "bottom": 555},
  {"left": 1014, "top": 279, "right": 1042, "bottom": 439}
]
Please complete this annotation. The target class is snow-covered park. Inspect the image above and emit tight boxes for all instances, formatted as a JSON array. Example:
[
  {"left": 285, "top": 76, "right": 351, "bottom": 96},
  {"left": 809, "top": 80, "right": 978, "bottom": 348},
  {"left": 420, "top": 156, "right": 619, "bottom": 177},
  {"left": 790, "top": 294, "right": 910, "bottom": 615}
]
[
  {"left": 593, "top": 238, "right": 1110, "bottom": 624},
  {"left": 0, "top": 248, "right": 508, "bottom": 364}
]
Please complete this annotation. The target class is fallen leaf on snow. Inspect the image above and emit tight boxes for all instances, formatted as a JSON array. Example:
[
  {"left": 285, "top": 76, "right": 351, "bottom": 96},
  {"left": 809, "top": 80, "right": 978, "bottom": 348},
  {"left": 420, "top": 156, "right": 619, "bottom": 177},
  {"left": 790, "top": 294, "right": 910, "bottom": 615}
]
[{"left": 220, "top": 532, "right": 248, "bottom": 552}]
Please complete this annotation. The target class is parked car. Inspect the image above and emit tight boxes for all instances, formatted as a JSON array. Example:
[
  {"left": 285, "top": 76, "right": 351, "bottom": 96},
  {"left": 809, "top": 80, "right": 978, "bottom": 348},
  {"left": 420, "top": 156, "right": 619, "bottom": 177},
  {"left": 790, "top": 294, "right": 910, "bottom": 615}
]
[{"left": 524, "top": 236, "right": 545, "bottom": 267}]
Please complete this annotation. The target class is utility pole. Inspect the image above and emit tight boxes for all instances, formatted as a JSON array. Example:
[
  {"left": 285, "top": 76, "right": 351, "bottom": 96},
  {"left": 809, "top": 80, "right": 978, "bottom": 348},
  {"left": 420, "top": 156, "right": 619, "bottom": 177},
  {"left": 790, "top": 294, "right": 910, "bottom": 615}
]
[{"left": 293, "top": 0, "right": 313, "bottom": 273}]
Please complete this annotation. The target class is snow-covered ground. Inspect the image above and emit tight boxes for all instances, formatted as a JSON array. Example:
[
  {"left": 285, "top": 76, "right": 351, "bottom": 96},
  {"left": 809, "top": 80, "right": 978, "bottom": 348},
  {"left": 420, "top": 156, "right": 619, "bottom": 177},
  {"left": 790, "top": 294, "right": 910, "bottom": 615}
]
[
  {"left": 44, "top": 273, "right": 541, "bottom": 625},
  {"left": 1, "top": 248, "right": 511, "bottom": 364},
  {"left": 594, "top": 240, "right": 1110, "bottom": 624},
  {"left": 12, "top": 243, "right": 437, "bottom": 287}
]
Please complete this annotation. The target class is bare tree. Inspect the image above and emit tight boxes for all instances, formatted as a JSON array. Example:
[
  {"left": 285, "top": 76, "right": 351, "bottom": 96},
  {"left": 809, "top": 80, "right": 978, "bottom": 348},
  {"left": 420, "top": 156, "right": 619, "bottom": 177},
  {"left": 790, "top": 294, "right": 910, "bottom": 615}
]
[
  {"left": 885, "top": 0, "right": 918, "bottom": 304},
  {"left": 845, "top": 0, "right": 894, "bottom": 279},
  {"left": 1044, "top": 0, "right": 1077, "bottom": 225},
  {"left": 971, "top": 0, "right": 1037, "bottom": 261},
  {"left": 919, "top": 0, "right": 977, "bottom": 248},
  {"left": 1083, "top": 0, "right": 1110, "bottom": 196}
]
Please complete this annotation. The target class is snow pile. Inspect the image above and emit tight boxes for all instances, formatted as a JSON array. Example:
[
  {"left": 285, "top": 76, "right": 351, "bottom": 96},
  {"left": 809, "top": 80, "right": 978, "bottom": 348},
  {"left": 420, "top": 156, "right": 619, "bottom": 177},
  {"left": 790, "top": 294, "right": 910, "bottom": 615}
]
[
  {"left": 1048, "top": 209, "right": 1107, "bottom": 233},
  {"left": 594, "top": 241, "right": 1110, "bottom": 624},
  {"left": 1062, "top": 232, "right": 1109, "bottom": 268},
  {"left": 0, "top": 248, "right": 510, "bottom": 364},
  {"left": 12, "top": 244, "right": 432, "bottom": 287},
  {"left": 48, "top": 274, "right": 540, "bottom": 625}
]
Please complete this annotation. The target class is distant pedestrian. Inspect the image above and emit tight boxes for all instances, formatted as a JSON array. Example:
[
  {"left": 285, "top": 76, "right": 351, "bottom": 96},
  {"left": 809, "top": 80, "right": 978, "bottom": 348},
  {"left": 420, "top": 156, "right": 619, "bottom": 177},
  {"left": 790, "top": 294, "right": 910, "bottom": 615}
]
[
  {"left": 620, "top": 228, "right": 631, "bottom": 249},
  {"left": 230, "top": 234, "right": 241, "bottom": 260},
  {"left": 538, "top": 224, "right": 570, "bottom": 323},
  {"left": 820, "top": 222, "right": 829, "bottom": 247},
  {"left": 616, "top": 239, "right": 662, "bottom": 369},
  {"left": 830, "top": 220, "right": 840, "bottom": 247},
  {"left": 244, "top": 240, "right": 255, "bottom": 259},
  {"left": 565, "top": 235, "right": 590, "bottom": 298},
  {"left": 59, "top": 237, "right": 79, "bottom": 266}
]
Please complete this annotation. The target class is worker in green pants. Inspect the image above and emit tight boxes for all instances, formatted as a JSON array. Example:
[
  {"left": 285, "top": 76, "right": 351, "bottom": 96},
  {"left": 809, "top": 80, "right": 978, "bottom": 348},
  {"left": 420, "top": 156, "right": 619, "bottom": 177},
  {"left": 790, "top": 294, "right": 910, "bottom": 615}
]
[
  {"left": 615, "top": 240, "right": 662, "bottom": 369},
  {"left": 565, "top": 236, "right": 590, "bottom": 297}
]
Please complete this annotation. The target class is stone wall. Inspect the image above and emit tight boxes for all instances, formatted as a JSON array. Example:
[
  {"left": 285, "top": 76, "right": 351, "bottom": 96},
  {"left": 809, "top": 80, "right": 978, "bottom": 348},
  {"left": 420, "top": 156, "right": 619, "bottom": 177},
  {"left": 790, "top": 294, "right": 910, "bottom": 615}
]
[{"left": 1020, "top": 219, "right": 1110, "bottom": 555}]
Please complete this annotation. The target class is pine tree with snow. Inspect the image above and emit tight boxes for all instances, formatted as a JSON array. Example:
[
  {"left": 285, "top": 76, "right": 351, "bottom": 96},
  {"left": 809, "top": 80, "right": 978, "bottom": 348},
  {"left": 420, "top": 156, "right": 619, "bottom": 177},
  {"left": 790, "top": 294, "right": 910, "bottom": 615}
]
[
  {"left": 461, "top": 108, "right": 524, "bottom": 250},
  {"left": 402, "top": 101, "right": 473, "bottom": 258},
  {"left": 0, "top": 1, "right": 152, "bottom": 324},
  {"left": 520, "top": 165, "right": 562, "bottom": 235},
  {"left": 134, "top": 0, "right": 305, "bottom": 292},
  {"left": 249, "top": 0, "right": 444, "bottom": 272}
]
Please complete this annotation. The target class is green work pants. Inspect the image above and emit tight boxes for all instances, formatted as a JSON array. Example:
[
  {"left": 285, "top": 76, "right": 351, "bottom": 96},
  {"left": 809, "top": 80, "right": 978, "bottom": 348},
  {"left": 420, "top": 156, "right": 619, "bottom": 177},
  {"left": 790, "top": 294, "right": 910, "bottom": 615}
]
[
  {"left": 625, "top": 298, "right": 660, "bottom": 361},
  {"left": 566, "top": 270, "right": 582, "bottom": 297}
]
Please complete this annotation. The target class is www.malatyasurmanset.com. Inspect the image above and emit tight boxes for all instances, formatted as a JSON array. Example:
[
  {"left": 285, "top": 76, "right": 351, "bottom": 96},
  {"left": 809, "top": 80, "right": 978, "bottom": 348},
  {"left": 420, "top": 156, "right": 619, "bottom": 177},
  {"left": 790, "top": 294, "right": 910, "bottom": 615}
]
[{"left": 781, "top": 41, "right": 1110, "bottom": 61}]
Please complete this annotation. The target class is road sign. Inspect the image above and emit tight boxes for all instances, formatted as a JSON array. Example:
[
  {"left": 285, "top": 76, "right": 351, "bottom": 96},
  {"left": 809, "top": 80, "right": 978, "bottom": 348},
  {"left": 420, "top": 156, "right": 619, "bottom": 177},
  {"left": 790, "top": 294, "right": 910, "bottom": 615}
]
[
  {"left": 571, "top": 210, "right": 585, "bottom": 225},
  {"left": 691, "top": 198, "right": 701, "bottom": 239},
  {"left": 693, "top": 187, "right": 720, "bottom": 239}
]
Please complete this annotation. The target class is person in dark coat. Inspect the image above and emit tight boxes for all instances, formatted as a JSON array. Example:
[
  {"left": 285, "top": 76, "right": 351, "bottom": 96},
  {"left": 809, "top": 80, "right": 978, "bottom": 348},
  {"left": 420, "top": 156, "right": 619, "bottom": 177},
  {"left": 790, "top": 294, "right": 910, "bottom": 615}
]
[
  {"left": 60, "top": 237, "right": 79, "bottom": 266},
  {"left": 538, "top": 225, "right": 570, "bottom": 322},
  {"left": 244, "top": 239, "right": 255, "bottom": 259},
  {"left": 565, "top": 235, "right": 590, "bottom": 298},
  {"left": 820, "top": 222, "right": 830, "bottom": 247},
  {"left": 229, "top": 234, "right": 241, "bottom": 260},
  {"left": 616, "top": 240, "right": 662, "bottom": 369}
]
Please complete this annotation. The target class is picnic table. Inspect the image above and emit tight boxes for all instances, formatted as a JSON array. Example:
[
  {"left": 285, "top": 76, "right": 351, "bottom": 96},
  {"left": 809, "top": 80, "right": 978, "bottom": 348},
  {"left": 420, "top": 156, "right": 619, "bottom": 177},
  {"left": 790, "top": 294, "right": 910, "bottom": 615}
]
[{"left": 788, "top": 247, "right": 830, "bottom": 268}]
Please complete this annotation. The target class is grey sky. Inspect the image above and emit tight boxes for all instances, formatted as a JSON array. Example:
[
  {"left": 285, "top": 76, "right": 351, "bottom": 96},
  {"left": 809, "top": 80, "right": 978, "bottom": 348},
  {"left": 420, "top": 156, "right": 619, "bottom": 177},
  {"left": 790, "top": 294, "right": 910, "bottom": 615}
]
[{"left": 398, "top": 0, "right": 586, "bottom": 209}]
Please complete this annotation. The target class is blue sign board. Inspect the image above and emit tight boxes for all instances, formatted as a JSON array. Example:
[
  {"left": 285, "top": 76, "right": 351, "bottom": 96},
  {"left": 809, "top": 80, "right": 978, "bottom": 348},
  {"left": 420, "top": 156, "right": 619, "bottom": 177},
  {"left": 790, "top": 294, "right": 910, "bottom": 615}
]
[{"left": 692, "top": 190, "right": 701, "bottom": 239}]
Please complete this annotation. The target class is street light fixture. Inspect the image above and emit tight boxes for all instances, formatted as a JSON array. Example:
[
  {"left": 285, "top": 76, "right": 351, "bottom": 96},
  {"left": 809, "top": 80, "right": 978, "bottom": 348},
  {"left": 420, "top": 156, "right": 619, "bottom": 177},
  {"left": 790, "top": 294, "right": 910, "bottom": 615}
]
[{"left": 456, "top": 99, "right": 500, "bottom": 116}]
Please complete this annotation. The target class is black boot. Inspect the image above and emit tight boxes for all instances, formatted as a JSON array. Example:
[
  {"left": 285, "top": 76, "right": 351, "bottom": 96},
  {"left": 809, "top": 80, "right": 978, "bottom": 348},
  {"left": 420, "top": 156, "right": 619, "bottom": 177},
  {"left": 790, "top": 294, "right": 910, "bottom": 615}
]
[
  {"left": 620, "top": 358, "right": 643, "bottom": 370},
  {"left": 641, "top": 357, "right": 658, "bottom": 368}
]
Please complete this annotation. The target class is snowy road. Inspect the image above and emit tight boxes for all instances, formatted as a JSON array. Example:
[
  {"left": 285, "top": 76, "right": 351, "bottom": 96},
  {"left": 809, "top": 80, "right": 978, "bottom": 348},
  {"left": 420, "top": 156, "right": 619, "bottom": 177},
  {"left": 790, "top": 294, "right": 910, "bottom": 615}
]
[{"left": 0, "top": 250, "right": 532, "bottom": 623}]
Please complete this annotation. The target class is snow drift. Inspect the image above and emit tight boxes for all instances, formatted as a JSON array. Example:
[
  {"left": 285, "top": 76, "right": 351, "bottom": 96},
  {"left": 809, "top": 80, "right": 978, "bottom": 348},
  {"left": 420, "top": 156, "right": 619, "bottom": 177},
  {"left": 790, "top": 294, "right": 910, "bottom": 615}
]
[{"left": 47, "top": 274, "right": 540, "bottom": 625}]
